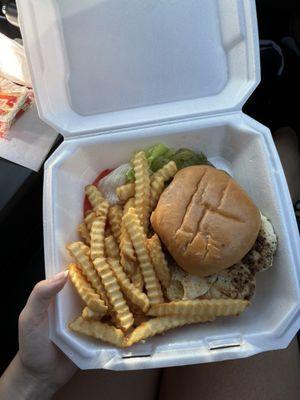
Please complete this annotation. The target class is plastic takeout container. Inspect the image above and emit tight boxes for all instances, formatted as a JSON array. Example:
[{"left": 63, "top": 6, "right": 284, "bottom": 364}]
[{"left": 18, "top": 0, "right": 300, "bottom": 370}]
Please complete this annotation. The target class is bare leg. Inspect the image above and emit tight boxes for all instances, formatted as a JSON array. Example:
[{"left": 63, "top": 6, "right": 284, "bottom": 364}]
[
  {"left": 55, "top": 368, "right": 161, "bottom": 400},
  {"left": 159, "top": 338, "right": 300, "bottom": 400}
]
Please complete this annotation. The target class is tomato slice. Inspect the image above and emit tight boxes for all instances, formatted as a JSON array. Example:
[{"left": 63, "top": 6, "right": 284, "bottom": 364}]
[{"left": 83, "top": 168, "right": 113, "bottom": 215}]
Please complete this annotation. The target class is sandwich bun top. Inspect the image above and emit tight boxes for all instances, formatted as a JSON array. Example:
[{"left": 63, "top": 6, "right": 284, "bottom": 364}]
[{"left": 150, "top": 165, "right": 261, "bottom": 277}]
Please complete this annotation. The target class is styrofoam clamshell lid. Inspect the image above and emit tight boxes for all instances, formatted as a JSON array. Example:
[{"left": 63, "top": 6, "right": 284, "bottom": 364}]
[{"left": 17, "top": 0, "right": 260, "bottom": 137}]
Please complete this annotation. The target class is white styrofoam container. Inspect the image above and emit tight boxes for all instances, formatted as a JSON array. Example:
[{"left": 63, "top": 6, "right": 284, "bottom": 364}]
[{"left": 17, "top": 0, "right": 300, "bottom": 370}]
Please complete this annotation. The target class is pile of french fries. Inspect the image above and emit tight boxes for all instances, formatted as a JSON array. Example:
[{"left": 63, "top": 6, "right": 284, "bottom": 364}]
[{"left": 67, "top": 151, "right": 249, "bottom": 347}]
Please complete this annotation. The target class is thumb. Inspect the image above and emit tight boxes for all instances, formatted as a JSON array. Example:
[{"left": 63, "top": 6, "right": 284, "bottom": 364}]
[{"left": 26, "top": 271, "right": 69, "bottom": 318}]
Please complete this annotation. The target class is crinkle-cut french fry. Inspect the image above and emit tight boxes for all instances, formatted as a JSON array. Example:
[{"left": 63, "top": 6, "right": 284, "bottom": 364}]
[
  {"left": 85, "top": 185, "right": 105, "bottom": 211},
  {"left": 84, "top": 184, "right": 108, "bottom": 221},
  {"left": 93, "top": 256, "right": 134, "bottom": 331},
  {"left": 69, "top": 264, "right": 107, "bottom": 314},
  {"left": 77, "top": 241, "right": 91, "bottom": 257},
  {"left": 151, "top": 161, "right": 178, "bottom": 183},
  {"left": 77, "top": 223, "right": 91, "bottom": 244},
  {"left": 82, "top": 306, "right": 102, "bottom": 320},
  {"left": 124, "top": 197, "right": 135, "bottom": 213},
  {"left": 119, "top": 198, "right": 136, "bottom": 264},
  {"left": 105, "top": 234, "right": 136, "bottom": 283},
  {"left": 108, "top": 205, "right": 123, "bottom": 243},
  {"left": 133, "top": 151, "right": 150, "bottom": 231},
  {"left": 147, "top": 234, "right": 171, "bottom": 288},
  {"left": 69, "top": 316, "right": 125, "bottom": 348},
  {"left": 78, "top": 242, "right": 91, "bottom": 257},
  {"left": 107, "top": 256, "right": 150, "bottom": 313},
  {"left": 95, "top": 200, "right": 109, "bottom": 218},
  {"left": 74, "top": 241, "right": 88, "bottom": 251},
  {"left": 131, "top": 266, "right": 144, "bottom": 291},
  {"left": 66, "top": 242, "right": 108, "bottom": 303},
  {"left": 85, "top": 211, "right": 97, "bottom": 231},
  {"left": 123, "top": 208, "right": 164, "bottom": 305},
  {"left": 121, "top": 256, "right": 136, "bottom": 277},
  {"left": 150, "top": 176, "right": 165, "bottom": 211},
  {"left": 90, "top": 217, "right": 107, "bottom": 261},
  {"left": 149, "top": 161, "right": 177, "bottom": 211},
  {"left": 116, "top": 183, "right": 135, "bottom": 202},
  {"left": 120, "top": 228, "right": 136, "bottom": 262},
  {"left": 126, "top": 314, "right": 215, "bottom": 347},
  {"left": 104, "top": 235, "right": 119, "bottom": 259},
  {"left": 147, "top": 299, "right": 249, "bottom": 318}
]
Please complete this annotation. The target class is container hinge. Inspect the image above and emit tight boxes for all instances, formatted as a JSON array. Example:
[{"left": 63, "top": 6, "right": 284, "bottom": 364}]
[
  {"left": 122, "top": 354, "right": 151, "bottom": 359},
  {"left": 207, "top": 336, "right": 242, "bottom": 351}
]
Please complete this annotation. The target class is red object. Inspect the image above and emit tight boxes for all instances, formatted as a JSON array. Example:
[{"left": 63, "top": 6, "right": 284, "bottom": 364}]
[
  {"left": 83, "top": 169, "right": 113, "bottom": 215},
  {"left": 0, "top": 90, "right": 34, "bottom": 138}
]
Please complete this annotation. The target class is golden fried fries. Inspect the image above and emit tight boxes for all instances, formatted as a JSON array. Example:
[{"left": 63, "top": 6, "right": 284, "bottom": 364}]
[
  {"left": 147, "top": 299, "right": 249, "bottom": 318},
  {"left": 77, "top": 223, "right": 91, "bottom": 245},
  {"left": 104, "top": 235, "right": 119, "bottom": 259},
  {"left": 126, "top": 314, "right": 215, "bottom": 347},
  {"left": 149, "top": 161, "right": 177, "bottom": 210},
  {"left": 69, "top": 264, "right": 107, "bottom": 315},
  {"left": 120, "top": 228, "right": 136, "bottom": 261},
  {"left": 120, "top": 198, "right": 136, "bottom": 263},
  {"left": 120, "top": 256, "right": 136, "bottom": 277},
  {"left": 147, "top": 234, "right": 171, "bottom": 288},
  {"left": 82, "top": 306, "right": 102, "bottom": 320},
  {"left": 85, "top": 211, "right": 97, "bottom": 231},
  {"left": 131, "top": 266, "right": 144, "bottom": 291},
  {"left": 77, "top": 241, "right": 90, "bottom": 256},
  {"left": 93, "top": 256, "right": 134, "bottom": 331},
  {"left": 108, "top": 205, "right": 123, "bottom": 244},
  {"left": 123, "top": 208, "right": 163, "bottom": 305},
  {"left": 91, "top": 221, "right": 134, "bottom": 331},
  {"left": 66, "top": 242, "right": 107, "bottom": 303},
  {"left": 124, "top": 197, "right": 135, "bottom": 213},
  {"left": 90, "top": 217, "right": 107, "bottom": 261},
  {"left": 105, "top": 234, "right": 140, "bottom": 289},
  {"left": 133, "top": 151, "right": 150, "bottom": 231},
  {"left": 96, "top": 200, "right": 110, "bottom": 218},
  {"left": 85, "top": 185, "right": 105, "bottom": 211},
  {"left": 150, "top": 175, "right": 165, "bottom": 211},
  {"left": 151, "top": 160, "right": 177, "bottom": 183},
  {"left": 120, "top": 199, "right": 136, "bottom": 277},
  {"left": 116, "top": 183, "right": 135, "bottom": 202},
  {"left": 106, "top": 252, "right": 150, "bottom": 313},
  {"left": 69, "top": 316, "right": 125, "bottom": 347}
]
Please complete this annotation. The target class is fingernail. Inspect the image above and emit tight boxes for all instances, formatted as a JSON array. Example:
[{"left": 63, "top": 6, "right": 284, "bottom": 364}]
[{"left": 51, "top": 270, "right": 69, "bottom": 282}]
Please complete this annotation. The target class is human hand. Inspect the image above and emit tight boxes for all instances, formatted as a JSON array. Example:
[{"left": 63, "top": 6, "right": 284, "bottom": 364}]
[{"left": 0, "top": 271, "right": 77, "bottom": 400}]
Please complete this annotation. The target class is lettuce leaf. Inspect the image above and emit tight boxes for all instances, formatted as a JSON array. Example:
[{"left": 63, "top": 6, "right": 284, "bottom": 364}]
[{"left": 126, "top": 144, "right": 213, "bottom": 182}]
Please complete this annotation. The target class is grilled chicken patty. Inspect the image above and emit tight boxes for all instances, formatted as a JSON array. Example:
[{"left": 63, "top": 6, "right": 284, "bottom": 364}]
[{"left": 166, "top": 214, "right": 277, "bottom": 301}]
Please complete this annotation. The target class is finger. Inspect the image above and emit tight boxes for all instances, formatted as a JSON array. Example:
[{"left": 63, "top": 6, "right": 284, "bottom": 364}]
[{"left": 26, "top": 271, "right": 69, "bottom": 318}]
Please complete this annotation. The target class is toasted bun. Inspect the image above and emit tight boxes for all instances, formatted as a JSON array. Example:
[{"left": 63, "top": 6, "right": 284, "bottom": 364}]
[{"left": 150, "top": 166, "right": 261, "bottom": 277}]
